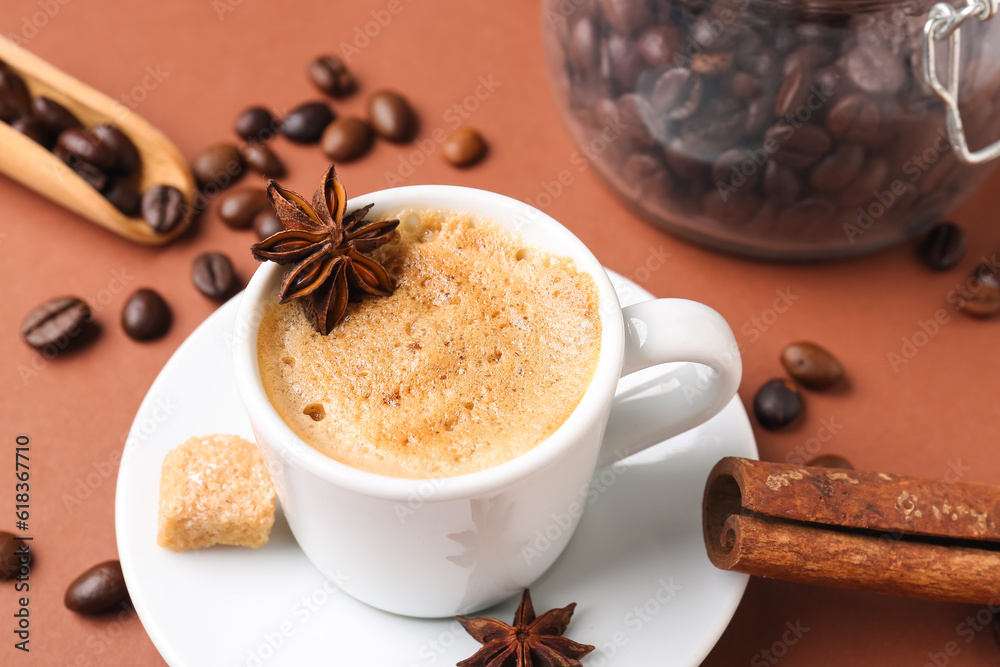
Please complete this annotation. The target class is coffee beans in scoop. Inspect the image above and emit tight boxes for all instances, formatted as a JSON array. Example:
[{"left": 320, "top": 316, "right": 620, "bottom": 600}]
[
  {"left": 753, "top": 379, "right": 803, "bottom": 429},
  {"left": 92, "top": 123, "right": 141, "bottom": 176},
  {"left": 31, "top": 96, "right": 82, "bottom": 136},
  {"left": 0, "top": 62, "right": 30, "bottom": 122},
  {"left": 122, "top": 289, "right": 172, "bottom": 341},
  {"left": 64, "top": 560, "right": 129, "bottom": 615}
]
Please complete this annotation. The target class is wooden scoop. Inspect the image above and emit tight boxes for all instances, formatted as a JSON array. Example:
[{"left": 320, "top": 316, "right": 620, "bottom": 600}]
[{"left": 0, "top": 36, "right": 195, "bottom": 245}]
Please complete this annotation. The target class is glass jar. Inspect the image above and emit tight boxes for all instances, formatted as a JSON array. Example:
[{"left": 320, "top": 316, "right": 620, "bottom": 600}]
[{"left": 543, "top": 0, "right": 1000, "bottom": 259}]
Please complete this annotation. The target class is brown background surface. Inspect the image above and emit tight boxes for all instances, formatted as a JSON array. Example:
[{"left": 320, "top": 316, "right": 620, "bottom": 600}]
[{"left": 1, "top": 0, "right": 1000, "bottom": 665}]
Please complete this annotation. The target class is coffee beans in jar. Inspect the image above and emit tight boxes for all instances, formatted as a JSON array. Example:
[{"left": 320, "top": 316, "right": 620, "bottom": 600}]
[{"left": 543, "top": 0, "right": 1000, "bottom": 259}]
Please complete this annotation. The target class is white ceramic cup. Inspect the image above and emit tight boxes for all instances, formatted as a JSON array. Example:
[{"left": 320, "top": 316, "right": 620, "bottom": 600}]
[{"left": 233, "top": 185, "right": 742, "bottom": 618}]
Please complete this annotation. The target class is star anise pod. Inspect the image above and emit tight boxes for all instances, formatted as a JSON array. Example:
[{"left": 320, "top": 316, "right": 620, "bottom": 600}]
[
  {"left": 456, "top": 589, "right": 595, "bottom": 667},
  {"left": 250, "top": 165, "right": 399, "bottom": 334}
]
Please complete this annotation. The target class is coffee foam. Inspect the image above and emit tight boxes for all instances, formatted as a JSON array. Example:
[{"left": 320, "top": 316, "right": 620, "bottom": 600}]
[{"left": 257, "top": 207, "right": 601, "bottom": 478}]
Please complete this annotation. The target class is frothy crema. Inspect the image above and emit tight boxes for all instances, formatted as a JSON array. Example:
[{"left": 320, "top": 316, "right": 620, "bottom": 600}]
[{"left": 257, "top": 207, "right": 601, "bottom": 478}]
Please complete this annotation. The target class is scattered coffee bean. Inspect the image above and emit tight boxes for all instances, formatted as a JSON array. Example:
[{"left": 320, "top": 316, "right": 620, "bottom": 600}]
[
  {"left": 240, "top": 142, "right": 285, "bottom": 178},
  {"left": 218, "top": 188, "right": 269, "bottom": 230},
  {"left": 21, "top": 296, "right": 92, "bottom": 352},
  {"left": 281, "top": 102, "right": 334, "bottom": 144},
  {"left": 92, "top": 124, "right": 141, "bottom": 176},
  {"left": 31, "top": 96, "right": 82, "bottom": 135},
  {"left": 122, "top": 289, "right": 172, "bottom": 341},
  {"left": 918, "top": 222, "right": 966, "bottom": 271},
  {"left": 191, "top": 252, "right": 237, "bottom": 300},
  {"left": 0, "top": 63, "right": 30, "bottom": 122},
  {"left": 191, "top": 143, "right": 245, "bottom": 188},
  {"left": 321, "top": 116, "right": 374, "bottom": 162},
  {"left": 11, "top": 115, "right": 54, "bottom": 148},
  {"left": 103, "top": 179, "right": 142, "bottom": 217},
  {"left": 57, "top": 128, "right": 117, "bottom": 171},
  {"left": 367, "top": 90, "right": 417, "bottom": 143},
  {"left": 64, "top": 560, "right": 128, "bottom": 615},
  {"left": 253, "top": 209, "right": 283, "bottom": 240},
  {"left": 807, "top": 454, "right": 854, "bottom": 470},
  {"left": 234, "top": 106, "right": 279, "bottom": 142},
  {"left": 957, "top": 263, "right": 1000, "bottom": 317},
  {"left": 141, "top": 185, "right": 187, "bottom": 234},
  {"left": 780, "top": 342, "right": 844, "bottom": 389},
  {"left": 308, "top": 55, "right": 356, "bottom": 98},
  {"left": 441, "top": 127, "right": 487, "bottom": 167},
  {"left": 753, "top": 379, "right": 803, "bottom": 429},
  {"left": 0, "top": 531, "right": 27, "bottom": 580}
]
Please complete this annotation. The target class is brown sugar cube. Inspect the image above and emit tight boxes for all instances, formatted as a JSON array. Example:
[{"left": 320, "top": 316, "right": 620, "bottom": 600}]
[{"left": 157, "top": 434, "right": 275, "bottom": 552}]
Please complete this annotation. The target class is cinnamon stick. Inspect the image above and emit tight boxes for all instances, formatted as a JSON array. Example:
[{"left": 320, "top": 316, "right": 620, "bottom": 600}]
[{"left": 703, "top": 457, "right": 1000, "bottom": 604}]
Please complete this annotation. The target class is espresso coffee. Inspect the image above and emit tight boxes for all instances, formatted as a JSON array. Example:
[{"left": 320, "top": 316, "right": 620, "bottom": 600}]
[{"left": 258, "top": 208, "right": 602, "bottom": 478}]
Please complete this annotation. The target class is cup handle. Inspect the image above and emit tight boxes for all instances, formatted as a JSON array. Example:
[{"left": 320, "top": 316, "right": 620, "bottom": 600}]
[{"left": 595, "top": 298, "right": 742, "bottom": 469}]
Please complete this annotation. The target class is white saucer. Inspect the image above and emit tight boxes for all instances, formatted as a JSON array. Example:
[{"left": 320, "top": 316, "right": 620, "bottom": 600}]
[{"left": 115, "top": 271, "right": 757, "bottom": 667}]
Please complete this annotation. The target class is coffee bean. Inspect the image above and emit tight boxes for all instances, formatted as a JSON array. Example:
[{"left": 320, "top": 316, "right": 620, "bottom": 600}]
[
  {"left": 712, "top": 148, "right": 761, "bottom": 190},
  {"left": 103, "top": 179, "right": 142, "bottom": 217},
  {"left": 0, "top": 63, "right": 30, "bottom": 122},
  {"left": 281, "top": 102, "right": 334, "bottom": 144},
  {"left": 782, "top": 44, "right": 834, "bottom": 76},
  {"left": 367, "top": 90, "right": 417, "bottom": 143},
  {"left": 0, "top": 531, "right": 27, "bottom": 579},
  {"left": 21, "top": 296, "right": 92, "bottom": 352},
  {"left": 253, "top": 209, "right": 283, "bottom": 240},
  {"left": 57, "top": 128, "right": 117, "bottom": 171},
  {"left": 651, "top": 68, "right": 701, "bottom": 120},
  {"left": 54, "top": 145, "right": 108, "bottom": 190},
  {"left": 765, "top": 124, "right": 832, "bottom": 168},
  {"left": 240, "top": 142, "right": 285, "bottom": 178},
  {"left": 807, "top": 454, "right": 854, "bottom": 470},
  {"left": 810, "top": 143, "right": 864, "bottom": 191},
  {"left": 191, "top": 143, "right": 245, "bottom": 188},
  {"left": 31, "top": 96, "right": 82, "bottom": 135},
  {"left": 774, "top": 64, "right": 809, "bottom": 117},
  {"left": 917, "top": 222, "right": 965, "bottom": 271},
  {"left": 441, "top": 127, "right": 488, "bottom": 167},
  {"left": 780, "top": 341, "right": 844, "bottom": 389},
  {"left": 141, "top": 185, "right": 186, "bottom": 234},
  {"left": 321, "top": 116, "right": 374, "bottom": 162},
  {"left": 826, "top": 94, "right": 880, "bottom": 144},
  {"left": 91, "top": 124, "right": 141, "bottom": 176},
  {"left": 569, "top": 18, "right": 599, "bottom": 71},
  {"left": 840, "top": 157, "right": 889, "bottom": 207},
  {"left": 308, "top": 55, "right": 356, "bottom": 98},
  {"left": 606, "top": 33, "right": 644, "bottom": 91},
  {"left": 218, "top": 188, "right": 269, "bottom": 230},
  {"left": 763, "top": 161, "right": 801, "bottom": 205},
  {"left": 691, "top": 52, "right": 733, "bottom": 76},
  {"left": 730, "top": 72, "right": 760, "bottom": 100},
  {"left": 11, "top": 115, "right": 54, "bottom": 148},
  {"left": 192, "top": 252, "right": 237, "bottom": 300},
  {"left": 65, "top": 560, "right": 128, "bottom": 615},
  {"left": 636, "top": 25, "right": 678, "bottom": 68},
  {"left": 956, "top": 263, "right": 1000, "bottom": 317},
  {"left": 234, "top": 106, "right": 279, "bottom": 142},
  {"left": 753, "top": 379, "right": 803, "bottom": 429},
  {"left": 600, "top": 0, "right": 651, "bottom": 34},
  {"left": 122, "top": 289, "right": 171, "bottom": 341},
  {"left": 846, "top": 44, "right": 905, "bottom": 95}
]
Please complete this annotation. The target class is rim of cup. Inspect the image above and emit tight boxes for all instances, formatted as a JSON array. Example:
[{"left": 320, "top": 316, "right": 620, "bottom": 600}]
[{"left": 232, "top": 185, "right": 625, "bottom": 502}]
